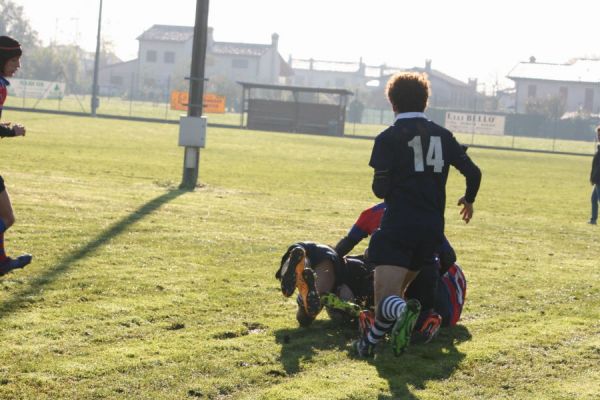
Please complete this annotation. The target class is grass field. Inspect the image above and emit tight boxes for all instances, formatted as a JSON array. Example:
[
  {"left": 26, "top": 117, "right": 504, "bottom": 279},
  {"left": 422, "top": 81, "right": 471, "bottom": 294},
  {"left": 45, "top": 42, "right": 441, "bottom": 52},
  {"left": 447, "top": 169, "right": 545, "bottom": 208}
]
[
  {"left": 7, "top": 95, "right": 599, "bottom": 156},
  {"left": 0, "top": 111, "right": 598, "bottom": 399}
]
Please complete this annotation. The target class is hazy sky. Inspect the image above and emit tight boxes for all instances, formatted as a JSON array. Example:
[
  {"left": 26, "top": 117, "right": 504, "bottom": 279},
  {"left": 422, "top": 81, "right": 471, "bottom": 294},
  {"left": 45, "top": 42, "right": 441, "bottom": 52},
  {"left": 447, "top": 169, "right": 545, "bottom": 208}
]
[{"left": 10, "top": 0, "right": 599, "bottom": 91}]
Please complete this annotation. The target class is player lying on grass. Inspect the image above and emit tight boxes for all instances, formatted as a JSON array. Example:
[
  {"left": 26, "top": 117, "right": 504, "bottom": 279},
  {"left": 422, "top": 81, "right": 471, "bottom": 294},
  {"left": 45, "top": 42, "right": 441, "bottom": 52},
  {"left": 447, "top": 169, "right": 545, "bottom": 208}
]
[
  {"left": 275, "top": 241, "right": 466, "bottom": 345},
  {"left": 275, "top": 242, "right": 372, "bottom": 327}
]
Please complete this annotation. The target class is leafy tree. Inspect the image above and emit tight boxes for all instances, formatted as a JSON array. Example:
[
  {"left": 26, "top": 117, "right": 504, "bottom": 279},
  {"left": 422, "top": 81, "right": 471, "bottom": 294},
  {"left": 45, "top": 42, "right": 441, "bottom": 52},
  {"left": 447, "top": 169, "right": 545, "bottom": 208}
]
[
  {"left": 19, "top": 45, "right": 89, "bottom": 93},
  {"left": 207, "top": 75, "right": 241, "bottom": 111},
  {"left": 0, "top": 0, "right": 40, "bottom": 49},
  {"left": 525, "top": 95, "right": 566, "bottom": 119}
]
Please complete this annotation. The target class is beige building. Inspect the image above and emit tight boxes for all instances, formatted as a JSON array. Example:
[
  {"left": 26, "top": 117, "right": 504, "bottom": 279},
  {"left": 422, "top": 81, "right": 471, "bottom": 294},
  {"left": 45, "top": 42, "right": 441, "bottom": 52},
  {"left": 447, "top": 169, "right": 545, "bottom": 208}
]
[
  {"left": 288, "top": 57, "right": 479, "bottom": 111},
  {"left": 98, "top": 25, "right": 290, "bottom": 99},
  {"left": 508, "top": 58, "right": 600, "bottom": 115}
]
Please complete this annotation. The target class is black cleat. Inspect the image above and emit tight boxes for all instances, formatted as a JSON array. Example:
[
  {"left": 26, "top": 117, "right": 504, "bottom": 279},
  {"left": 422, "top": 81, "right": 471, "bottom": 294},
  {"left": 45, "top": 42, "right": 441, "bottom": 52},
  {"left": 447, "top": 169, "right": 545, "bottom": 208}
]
[
  {"left": 280, "top": 247, "right": 305, "bottom": 297},
  {"left": 300, "top": 267, "right": 321, "bottom": 318},
  {"left": 0, "top": 254, "right": 32, "bottom": 276}
]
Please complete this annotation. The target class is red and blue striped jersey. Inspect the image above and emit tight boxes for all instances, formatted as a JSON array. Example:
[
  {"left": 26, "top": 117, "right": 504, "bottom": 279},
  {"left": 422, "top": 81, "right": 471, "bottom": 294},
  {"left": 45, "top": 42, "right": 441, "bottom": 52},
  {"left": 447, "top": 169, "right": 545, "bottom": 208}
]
[
  {"left": 438, "top": 263, "right": 467, "bottom": 326},
  {"left": 0, "top": 76, "right": 9, "bottom": 118}
]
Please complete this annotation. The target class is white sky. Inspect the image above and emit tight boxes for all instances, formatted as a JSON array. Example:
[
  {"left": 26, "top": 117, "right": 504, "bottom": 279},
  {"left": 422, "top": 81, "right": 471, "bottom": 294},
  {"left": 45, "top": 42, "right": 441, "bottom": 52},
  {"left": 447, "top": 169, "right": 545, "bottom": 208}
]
[{"left": 10, "top": 0, "right": 600, "bottom": 92}]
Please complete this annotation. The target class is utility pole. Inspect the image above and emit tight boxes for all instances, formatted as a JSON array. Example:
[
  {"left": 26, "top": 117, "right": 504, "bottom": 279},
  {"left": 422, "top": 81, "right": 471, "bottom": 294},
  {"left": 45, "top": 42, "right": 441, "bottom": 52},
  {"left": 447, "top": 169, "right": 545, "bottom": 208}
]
[
  {"left": 179, "top": 0, "right": 209, "bottom": 190},
  {"left": 91, "top": 0, "right": 103, "bottom": 116}
]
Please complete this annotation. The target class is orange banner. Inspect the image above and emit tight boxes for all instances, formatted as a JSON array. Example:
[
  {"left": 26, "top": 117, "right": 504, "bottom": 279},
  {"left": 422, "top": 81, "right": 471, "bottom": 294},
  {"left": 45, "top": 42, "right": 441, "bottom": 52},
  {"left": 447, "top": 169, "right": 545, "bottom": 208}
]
[{"left": 170, "top": 91, "right": 226, "bottom": 113}]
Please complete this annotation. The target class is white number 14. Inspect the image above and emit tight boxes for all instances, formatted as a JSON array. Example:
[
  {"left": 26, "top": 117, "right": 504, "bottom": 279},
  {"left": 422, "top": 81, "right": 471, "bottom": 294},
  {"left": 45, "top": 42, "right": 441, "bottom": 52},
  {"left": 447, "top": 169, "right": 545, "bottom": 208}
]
[{"left": 407, "top": 136, "right": 444, "bottom": 173}]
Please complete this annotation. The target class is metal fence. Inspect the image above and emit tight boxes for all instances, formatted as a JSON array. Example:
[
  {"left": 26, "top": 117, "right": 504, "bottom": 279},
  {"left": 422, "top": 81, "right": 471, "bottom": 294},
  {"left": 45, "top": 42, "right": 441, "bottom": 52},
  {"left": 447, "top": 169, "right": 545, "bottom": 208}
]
[{"left": 5, "top": 92, "right": 598, "bottom": 156}]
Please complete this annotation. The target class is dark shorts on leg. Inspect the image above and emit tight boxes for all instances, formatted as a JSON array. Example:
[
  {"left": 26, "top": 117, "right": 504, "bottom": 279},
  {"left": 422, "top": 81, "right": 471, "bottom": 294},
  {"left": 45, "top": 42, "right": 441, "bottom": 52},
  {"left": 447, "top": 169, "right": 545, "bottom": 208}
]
[{"left": 367, "top": 227, "right": 440, "bottom": 271}]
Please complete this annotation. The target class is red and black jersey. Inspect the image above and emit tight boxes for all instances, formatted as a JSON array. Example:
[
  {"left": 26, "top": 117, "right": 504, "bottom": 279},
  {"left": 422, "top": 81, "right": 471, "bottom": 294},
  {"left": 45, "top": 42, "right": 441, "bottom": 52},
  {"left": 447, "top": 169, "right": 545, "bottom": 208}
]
[{"left": 348, "top": 202, "right": 386, "bottom": 241}]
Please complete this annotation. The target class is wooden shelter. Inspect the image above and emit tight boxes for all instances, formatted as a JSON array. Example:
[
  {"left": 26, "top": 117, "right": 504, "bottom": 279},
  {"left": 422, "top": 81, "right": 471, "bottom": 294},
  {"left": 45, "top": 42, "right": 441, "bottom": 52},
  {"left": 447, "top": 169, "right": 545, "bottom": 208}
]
[{"left": 238, "top": 82, "right": 352, "bottom": 136}]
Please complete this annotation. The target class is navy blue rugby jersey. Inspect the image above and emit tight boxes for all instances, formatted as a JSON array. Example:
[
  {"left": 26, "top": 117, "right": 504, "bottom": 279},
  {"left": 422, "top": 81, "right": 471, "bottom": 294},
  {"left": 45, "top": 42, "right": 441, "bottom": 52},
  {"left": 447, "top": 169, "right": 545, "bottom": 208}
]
[{"left": 369, "top": 114, "right": 480, "bottom": 228}]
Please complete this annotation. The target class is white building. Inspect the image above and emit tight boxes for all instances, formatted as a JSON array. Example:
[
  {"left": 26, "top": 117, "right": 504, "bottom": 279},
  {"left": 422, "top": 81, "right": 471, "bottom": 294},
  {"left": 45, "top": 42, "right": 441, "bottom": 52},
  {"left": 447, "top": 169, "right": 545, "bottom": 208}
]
[
  {"left": 288, "top": 58, "right": 478, "bottom": 111},
  {"left": 507, "top": 58, "right": 600, "bottom": 114},
  {"left": 98, "top": 25, "right": 290, "bottom": 99}
]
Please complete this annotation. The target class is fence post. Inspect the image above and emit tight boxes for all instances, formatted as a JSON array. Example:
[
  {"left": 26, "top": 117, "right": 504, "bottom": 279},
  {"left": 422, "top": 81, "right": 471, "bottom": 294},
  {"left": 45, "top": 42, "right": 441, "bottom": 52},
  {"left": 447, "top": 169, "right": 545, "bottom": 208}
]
[
  {"left": 164, "top": 75, "right": 171, "bottom": 120},
  {"left": 129, "top": 72, "right": 134, "bottom": 117}
]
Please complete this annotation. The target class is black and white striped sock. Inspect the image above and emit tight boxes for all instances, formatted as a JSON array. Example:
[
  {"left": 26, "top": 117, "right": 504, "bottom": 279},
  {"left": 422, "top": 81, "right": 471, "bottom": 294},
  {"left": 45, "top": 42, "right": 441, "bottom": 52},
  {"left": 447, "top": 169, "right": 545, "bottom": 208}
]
[{"left": 365, "top": 295, "right": 406, "bottom": 345}]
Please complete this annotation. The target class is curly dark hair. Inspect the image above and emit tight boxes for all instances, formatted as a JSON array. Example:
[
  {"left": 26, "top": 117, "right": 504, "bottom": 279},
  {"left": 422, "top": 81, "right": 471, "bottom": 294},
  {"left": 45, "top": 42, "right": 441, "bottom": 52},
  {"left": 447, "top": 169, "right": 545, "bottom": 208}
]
[{"left": 385, "top": 72, "right": 430, "bottom": 113}]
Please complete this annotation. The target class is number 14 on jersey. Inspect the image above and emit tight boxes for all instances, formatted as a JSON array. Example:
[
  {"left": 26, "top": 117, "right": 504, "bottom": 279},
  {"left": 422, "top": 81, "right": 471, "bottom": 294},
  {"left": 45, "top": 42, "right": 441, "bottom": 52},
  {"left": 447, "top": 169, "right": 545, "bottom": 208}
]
[{"left": 407, "top": 136, "right": 444, "bottom": 173}]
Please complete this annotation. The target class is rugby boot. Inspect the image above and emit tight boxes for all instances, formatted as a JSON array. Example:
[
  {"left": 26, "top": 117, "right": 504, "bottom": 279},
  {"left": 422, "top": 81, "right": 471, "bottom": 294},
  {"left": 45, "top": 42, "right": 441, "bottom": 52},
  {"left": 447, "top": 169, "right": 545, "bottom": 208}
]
[
  {"left": 411, "top": 310, "right": 442, "bottom": 344},
  {"left": 357, "top": 309, "right": 375, "bottom": 337},
  {"left": 280, "top": 246, "right": 306, "bottom": 297},
  {"left": 321, "top": 293, "right": 362, "bottom": 318},
  {"left": 390, "top": 298, "right": 421, "bottom": 356},
  {"left": 296, "top": 295, "right": 316, "bottom": 327},
  {"left": 0, "top": 254, "right": 32, "bottom": 276},
  {"left": 351, "top": 310, "right": 377, "bottom": 358},
  {"left": 298, "top": 267, "right": 321, "bottom": 318}
]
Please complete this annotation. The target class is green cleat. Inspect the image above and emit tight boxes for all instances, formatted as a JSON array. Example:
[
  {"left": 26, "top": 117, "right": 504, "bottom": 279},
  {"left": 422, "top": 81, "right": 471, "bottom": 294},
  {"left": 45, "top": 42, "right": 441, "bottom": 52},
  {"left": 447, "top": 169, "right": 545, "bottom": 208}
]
[
  {"left": 390, "top": 299, "right": 421, "bottom": 356},
  {"left": 320, "top": 293, "right": 362, "bottom": 318}
]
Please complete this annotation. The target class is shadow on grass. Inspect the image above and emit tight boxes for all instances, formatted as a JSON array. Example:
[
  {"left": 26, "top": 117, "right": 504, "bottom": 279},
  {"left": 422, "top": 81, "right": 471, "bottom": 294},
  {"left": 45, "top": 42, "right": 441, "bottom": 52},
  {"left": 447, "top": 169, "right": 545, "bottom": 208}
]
[
  {"left": 275, "top": 317, "right": 358, "bottom": 375},
  {"left": 0, "top": 189, "right": 186, "bottom": 319},
  {"left": 275, "top": 320, "right": 471, "bottom": 399},
  {"left": 373, "top": 325, "right": 471, "bottom": 400}
]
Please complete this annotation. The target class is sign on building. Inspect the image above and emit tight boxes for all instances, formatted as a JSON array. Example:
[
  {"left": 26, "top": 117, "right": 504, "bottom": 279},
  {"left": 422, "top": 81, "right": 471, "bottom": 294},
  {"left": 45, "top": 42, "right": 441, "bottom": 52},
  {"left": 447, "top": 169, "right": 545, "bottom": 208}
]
[
  {"left": 7, "top": 78, "right": 66, "bottom": 100},
  {"left": 170, "top": 91, "right": 226, "bottom": 113},
  {"left": 445, "top": 111, "right": 505, "bottom": 135}
]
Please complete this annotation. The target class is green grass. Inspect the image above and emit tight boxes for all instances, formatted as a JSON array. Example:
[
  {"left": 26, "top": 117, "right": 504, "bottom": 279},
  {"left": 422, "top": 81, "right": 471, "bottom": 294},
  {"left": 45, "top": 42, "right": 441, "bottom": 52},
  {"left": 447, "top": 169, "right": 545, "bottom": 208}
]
[
  {"left": 8, "top": 95, "right": 598, "bottom": 155},
  {"left": 0, "top": 110, "right": 598, "bottom": 399},
  {"left": 345, "top": 122, "right": 598, "bottom": 155},
  {"left": 4, "top": 94, "right": 241, "bottom": 125}
]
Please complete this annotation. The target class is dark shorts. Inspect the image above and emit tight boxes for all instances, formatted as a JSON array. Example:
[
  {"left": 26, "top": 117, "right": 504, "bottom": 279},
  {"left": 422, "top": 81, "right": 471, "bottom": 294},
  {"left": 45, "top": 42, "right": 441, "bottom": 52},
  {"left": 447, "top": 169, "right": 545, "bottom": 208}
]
[
  {"left": 0, "top": 175, "right": 5, "bottom": 193},
  {"left": 340, "top": 256, "right": 374, "bottom": 306},
  {"left": 367, "top": 226, "right": 440, "bottom": 271}
]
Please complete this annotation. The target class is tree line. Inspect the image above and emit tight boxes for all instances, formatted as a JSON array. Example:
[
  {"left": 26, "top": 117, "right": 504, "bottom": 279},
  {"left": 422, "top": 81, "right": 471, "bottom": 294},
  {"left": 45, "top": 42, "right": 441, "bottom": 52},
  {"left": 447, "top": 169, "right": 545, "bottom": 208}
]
[{"left": 0, "top": 0, "right": 118, "bottom": 95}]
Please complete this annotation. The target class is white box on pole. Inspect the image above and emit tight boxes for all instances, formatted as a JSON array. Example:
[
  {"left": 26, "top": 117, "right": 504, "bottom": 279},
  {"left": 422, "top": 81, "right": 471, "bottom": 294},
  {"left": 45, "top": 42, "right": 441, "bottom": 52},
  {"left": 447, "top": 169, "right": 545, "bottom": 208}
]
[{"left": 178, "top": 116, "right": 207, "bottom": 148}]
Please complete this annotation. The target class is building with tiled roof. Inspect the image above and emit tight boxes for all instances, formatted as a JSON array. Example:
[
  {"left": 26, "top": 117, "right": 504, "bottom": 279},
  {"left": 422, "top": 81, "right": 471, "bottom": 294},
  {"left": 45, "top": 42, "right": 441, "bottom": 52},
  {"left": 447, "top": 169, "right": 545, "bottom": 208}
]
[
  {"left": 288, "top": 57, "right": 478, "bottom": 111},
  {"left": 136, "top": 25, "right": 195, "bottom": 43},
  {"left": 508, "top": 58, "right": 600, "bottom": 114},
  {"left": 98, "top": 25, "right": 290, "bottom": 101}
]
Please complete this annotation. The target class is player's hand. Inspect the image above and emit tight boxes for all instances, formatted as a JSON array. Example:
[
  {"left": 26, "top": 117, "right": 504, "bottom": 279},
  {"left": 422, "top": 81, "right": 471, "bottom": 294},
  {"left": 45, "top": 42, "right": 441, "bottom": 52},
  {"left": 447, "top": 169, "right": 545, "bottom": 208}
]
[
  {"left": 12, "top": 124, "right": 25, "bottom": 136},
  {"left": 457, "top": 196, "right": 473, "bottom": 224}
]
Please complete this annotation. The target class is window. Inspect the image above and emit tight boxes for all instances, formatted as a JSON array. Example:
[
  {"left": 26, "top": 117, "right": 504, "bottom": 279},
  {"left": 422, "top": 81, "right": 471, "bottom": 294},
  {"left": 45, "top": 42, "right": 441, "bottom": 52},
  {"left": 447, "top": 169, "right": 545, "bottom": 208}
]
[
  {"left": 559, "top": 86, "right": 568, "bottom": 102},
  {"left": 527, "top": 84, "right": 537, "bottom": 98},
  {"left": 146, "top": 50, "right": 157, "bottom": 62},
  {"left": 110, "top": 75, "right": 123, "bottom": 85},
  {"left": 584, "top": 88, "right": 594, "bottom": 112},
  {"left": 232, "top": 59, "right": 248, "bottom": 69},
  {"left": 164, "top": 51, "right": 175, "bottom": 64}
]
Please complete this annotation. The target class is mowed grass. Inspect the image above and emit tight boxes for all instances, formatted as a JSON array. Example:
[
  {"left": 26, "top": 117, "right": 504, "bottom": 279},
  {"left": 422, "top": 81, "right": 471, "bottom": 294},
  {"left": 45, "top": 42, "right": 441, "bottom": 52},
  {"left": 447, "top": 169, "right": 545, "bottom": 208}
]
[
  {"left": 8, "top": 94, "right": 598, "bottom": 156},
  {"left": 0, "top": 111, "right": 598, "bottom": 399}
]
